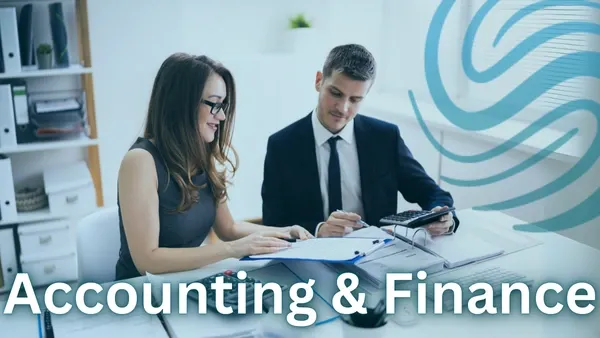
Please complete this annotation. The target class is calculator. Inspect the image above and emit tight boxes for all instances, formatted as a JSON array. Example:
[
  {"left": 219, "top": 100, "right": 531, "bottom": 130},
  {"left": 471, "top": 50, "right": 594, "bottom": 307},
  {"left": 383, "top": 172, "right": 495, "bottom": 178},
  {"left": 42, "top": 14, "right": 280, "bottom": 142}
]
[
  {"left": 186, "top": 270, "right": 287, "bottom": 314},
  {"left": 379, "top": 207, "right": 455, "bottom": 228}
]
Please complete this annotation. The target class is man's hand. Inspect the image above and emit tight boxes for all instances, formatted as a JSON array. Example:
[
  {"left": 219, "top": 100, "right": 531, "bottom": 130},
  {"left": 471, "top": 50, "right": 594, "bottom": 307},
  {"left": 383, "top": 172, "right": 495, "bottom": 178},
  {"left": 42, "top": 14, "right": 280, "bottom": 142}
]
[
  {"left": 284, "top": 225, "right": 314, "bottom": 240},
  {"left": 425, "top": 206, "right": 454, "bottom": 236},
  {"left": 316, "top": 211, "right": 364, "bottom": 237}
]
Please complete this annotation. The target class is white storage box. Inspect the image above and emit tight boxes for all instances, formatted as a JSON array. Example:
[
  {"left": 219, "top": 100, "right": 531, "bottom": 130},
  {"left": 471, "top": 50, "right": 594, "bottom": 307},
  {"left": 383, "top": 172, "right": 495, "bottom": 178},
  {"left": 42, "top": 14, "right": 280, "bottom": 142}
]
[
  {"left": 43, "top": 161, "right": 96, "bottom": 217},
  {"left": 20, "top": 251, "right": 78, "bottom": 287},
  {"left": 18, "top": 220, "right": 73, "bottom": 257}
]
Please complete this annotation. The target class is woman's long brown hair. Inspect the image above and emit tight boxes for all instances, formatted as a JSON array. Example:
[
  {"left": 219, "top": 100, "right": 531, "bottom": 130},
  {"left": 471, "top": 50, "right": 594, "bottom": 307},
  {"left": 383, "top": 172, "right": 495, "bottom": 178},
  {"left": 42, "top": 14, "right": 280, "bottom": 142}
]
[{"left": 143, "top": 53, "right": 238, "bottom": 212}]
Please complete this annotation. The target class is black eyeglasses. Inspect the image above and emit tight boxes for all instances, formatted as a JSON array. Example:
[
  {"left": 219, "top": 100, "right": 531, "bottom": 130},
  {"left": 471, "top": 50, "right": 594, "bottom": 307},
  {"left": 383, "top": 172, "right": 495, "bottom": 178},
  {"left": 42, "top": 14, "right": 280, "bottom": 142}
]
[{"left": 201, "top": 99, "right": 228, "bottom": 115}]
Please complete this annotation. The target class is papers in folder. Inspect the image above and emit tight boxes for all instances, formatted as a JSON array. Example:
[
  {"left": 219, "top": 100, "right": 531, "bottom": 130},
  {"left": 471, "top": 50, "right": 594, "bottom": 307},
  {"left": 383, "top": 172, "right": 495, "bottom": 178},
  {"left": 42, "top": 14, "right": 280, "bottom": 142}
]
[
  {"left": 327, "top": 227, "right": 446, "bottom": 289},
  {"left": 383, "top": 225, "right": 505, "bottom": 268},
  {"left": 241, "top": 237, "right": 392, "bottom": 263}
]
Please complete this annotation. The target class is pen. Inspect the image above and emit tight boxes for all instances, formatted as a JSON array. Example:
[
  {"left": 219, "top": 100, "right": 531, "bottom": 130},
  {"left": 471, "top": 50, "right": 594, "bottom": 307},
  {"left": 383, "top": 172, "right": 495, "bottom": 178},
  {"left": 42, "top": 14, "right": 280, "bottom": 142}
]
[
  {"left": 336, "top": 209, "right": 369, "bottom": 227},
  {"left": 359, "top": 240, "right": 387, "bottom": 257}
]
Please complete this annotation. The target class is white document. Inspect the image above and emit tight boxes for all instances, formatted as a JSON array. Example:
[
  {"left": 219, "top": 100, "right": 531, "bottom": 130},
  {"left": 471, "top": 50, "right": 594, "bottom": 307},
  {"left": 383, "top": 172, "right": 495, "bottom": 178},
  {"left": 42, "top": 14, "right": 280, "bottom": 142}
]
[
  {"left": 0, "top": 8, "right": 22, "bottom": 73},
  {"left": 35, "top": 98, "right": 81, "bottom": 113},
  {"left": 243, "top": 237, "right": 390, "bottom": 263},
  {"left": 51, "top": 308, "right": 169, "bottom": 338},
  {"left": 344, "top": 226, "right": 395, "bottom": 240},
  {"left": 0, "top": 84, "right": 17, "bottom": 148},
  {"left": 458, "top": 210, "right": 543, "bottom": 255},
  {"left": 357, "top": 240, "right": 445, "bottom": 276},
  {"left": 383, "top": 225, "right": 505, "bottom": 268},
  {"left": 324, "top": 227, "right": 446, "bottom": 288}
]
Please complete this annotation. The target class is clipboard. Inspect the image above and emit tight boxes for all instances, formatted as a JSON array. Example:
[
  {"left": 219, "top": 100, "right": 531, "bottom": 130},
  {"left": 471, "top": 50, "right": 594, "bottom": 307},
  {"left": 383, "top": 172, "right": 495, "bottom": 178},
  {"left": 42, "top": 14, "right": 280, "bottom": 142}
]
[{"left": 240, "top": 237, "right": 392, "bottom": 264}]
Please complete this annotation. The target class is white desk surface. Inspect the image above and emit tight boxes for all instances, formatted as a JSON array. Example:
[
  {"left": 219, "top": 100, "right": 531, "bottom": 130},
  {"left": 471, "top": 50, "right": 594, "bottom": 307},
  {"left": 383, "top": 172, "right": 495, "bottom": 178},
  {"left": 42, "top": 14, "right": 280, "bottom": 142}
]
[{"left": 2, "top": 209, "right": 599, "bottom": 338}]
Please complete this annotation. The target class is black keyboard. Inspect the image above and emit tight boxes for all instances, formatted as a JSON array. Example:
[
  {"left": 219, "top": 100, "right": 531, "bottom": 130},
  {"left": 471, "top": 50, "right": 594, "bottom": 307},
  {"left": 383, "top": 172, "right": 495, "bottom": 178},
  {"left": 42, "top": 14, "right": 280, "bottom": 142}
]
[
  {"left": 380, "top": 207, "right": 455, "bottom": 228},
  {"left": 186, "top": 270, "right": 287, "bottom": 314}
]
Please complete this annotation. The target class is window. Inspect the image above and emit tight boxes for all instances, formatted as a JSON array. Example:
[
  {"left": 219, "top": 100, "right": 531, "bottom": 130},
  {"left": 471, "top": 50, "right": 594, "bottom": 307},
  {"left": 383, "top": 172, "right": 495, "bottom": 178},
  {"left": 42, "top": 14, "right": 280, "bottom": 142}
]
[{"left": 378, "top": 0, "right": 596, "bottom": 130}]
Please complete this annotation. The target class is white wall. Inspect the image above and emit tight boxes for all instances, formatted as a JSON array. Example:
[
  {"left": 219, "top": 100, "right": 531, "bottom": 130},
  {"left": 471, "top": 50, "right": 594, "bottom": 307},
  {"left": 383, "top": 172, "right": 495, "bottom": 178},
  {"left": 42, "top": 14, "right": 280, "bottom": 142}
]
[
  {"left": 87, "top": 0, "right": 186, "bottom": 209},
  {"left": 87, "top": 0, "right": 383, "bottom": 219},
  {"left": 87, "top": 0, "right": 599, "bottom": 249}
]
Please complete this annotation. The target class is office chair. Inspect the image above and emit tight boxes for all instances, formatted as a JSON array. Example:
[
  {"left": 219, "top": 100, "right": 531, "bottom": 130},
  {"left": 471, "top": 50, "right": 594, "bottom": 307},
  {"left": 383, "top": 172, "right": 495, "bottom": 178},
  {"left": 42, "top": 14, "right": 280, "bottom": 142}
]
[{"left": 76, "top": 205, "right": 121, "bottom": 284}]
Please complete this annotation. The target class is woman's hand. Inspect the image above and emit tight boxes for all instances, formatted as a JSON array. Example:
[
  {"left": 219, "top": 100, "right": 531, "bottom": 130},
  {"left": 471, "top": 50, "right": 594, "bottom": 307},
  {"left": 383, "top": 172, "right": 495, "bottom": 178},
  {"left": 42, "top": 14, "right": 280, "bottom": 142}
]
[
  {"left": 225, "top": 231, "right": 292, "bottom": 259},
  {"left": 284, "top": 225, "right": 314, "bottom": 240}
]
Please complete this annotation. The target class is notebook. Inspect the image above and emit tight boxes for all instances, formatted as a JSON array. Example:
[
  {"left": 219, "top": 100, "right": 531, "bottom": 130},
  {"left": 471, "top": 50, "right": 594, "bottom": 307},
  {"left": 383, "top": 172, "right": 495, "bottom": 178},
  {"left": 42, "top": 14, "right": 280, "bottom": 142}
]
[{"left": 382, "top": 225, "right": 505, "bottom": 268}]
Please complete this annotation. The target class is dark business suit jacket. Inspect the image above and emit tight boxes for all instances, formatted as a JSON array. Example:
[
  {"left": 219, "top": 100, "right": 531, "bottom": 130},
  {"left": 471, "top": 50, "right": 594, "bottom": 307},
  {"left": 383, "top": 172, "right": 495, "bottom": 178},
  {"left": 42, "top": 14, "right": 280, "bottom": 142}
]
[{"left": 261, "top": 112, "right": 459, "bottom": 234}]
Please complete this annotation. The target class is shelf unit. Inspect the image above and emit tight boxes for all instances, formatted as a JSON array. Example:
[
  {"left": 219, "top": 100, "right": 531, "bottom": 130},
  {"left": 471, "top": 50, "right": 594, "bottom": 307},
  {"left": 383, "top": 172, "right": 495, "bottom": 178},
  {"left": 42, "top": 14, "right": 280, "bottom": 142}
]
[
  {"left": 0, "top": 64, "right": 93, "bottom": 79},
  {"left": 0, "top": 0, "right": 103, "bottom": 292},
  {"left": 0, "top": 207, "right": 60, "bottom": 227},
  {"left": 0, "top": 134, "right": 98, "bottom": 154}
]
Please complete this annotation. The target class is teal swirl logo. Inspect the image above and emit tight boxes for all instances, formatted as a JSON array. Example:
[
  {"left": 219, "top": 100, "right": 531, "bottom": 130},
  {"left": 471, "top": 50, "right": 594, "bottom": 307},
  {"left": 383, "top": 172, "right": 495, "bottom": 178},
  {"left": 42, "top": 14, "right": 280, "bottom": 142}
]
[{"left": 410, "top": 0, "right": 599, "bottom": 232}]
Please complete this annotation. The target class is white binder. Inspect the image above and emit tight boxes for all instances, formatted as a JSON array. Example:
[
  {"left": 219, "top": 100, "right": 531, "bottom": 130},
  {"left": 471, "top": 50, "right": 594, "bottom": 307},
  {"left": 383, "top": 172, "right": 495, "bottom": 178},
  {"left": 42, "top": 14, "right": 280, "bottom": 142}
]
[
  {"left": 0, "top": 7, "right": 22, "bottom": 73},
  {"left": 0, "top": 84, "right": 17, "bottom": 148},
  {"left": 0, "top": 156, "right": 17, "bottom": 223},
  {"left": 0, "top": 228, "right": 18, "bottom": 293}
]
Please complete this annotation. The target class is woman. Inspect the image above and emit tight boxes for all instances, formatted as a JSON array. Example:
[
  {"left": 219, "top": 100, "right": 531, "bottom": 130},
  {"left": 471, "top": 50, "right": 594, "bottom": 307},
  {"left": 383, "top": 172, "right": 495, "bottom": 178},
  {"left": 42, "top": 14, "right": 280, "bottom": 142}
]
[{"left": 115, "top": 53, "right": 312, "bottom": 280}]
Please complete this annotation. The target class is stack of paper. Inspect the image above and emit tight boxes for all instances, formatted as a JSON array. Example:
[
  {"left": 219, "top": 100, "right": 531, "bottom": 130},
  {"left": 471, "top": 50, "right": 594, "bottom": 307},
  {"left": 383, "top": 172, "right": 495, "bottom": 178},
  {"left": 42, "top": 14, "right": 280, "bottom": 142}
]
[
  {"left": 328, "top": 227, "right": 446, "bottom": 289},
  {"left": 382, "top": 225, "right": 505, "bottom": 268}
]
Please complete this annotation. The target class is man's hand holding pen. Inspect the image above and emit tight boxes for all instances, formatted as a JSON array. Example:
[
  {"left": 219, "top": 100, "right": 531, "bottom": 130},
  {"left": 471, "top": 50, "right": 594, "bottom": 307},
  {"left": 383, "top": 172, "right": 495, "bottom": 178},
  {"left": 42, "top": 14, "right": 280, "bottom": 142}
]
[{"left": 316, "top": 210, "right": 367, "bottom": 238}]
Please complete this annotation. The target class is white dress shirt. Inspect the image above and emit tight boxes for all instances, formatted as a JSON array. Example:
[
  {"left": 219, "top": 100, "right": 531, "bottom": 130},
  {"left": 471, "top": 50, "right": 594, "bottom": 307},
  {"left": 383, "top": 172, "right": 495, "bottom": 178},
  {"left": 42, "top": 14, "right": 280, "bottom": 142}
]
[{"left": 311, "top": 110, "right": 364, "bottom": 235}]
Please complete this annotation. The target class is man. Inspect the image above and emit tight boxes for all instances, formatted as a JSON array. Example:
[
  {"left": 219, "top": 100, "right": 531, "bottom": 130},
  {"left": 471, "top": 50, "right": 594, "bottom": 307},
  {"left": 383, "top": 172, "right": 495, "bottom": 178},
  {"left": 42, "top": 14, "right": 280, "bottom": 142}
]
[{"left": 261, "top": 43, "right": 458, "bottom": 237}]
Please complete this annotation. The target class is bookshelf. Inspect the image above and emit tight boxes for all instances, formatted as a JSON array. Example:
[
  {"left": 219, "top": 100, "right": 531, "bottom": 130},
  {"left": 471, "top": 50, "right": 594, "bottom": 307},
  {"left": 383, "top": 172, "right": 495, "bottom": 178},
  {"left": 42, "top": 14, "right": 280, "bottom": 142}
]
[{"left": 0, "top": 0, "right": 103, "bottom": 292}]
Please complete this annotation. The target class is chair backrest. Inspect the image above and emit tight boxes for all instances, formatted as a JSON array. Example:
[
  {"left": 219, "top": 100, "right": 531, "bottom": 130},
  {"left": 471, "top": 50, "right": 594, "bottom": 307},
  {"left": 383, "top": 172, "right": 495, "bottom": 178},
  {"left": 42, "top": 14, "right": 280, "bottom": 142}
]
[{"left": 76, "top": 205, "right": 121, "bottom": 284}]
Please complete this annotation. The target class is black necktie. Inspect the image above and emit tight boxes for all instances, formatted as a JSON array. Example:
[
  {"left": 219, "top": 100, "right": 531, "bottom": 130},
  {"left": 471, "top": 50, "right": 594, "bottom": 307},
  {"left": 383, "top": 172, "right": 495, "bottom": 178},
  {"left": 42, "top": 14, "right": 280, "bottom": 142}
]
[{"left": 328, "top": 136, "right": 342, "bottom": 215}]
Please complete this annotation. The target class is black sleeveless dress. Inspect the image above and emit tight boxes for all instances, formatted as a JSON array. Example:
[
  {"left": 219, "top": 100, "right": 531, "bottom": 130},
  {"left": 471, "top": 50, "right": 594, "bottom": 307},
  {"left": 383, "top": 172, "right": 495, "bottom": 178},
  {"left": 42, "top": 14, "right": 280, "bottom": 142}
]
[{"left": 114, "top": 137, "right": 217, "bottom": 280}]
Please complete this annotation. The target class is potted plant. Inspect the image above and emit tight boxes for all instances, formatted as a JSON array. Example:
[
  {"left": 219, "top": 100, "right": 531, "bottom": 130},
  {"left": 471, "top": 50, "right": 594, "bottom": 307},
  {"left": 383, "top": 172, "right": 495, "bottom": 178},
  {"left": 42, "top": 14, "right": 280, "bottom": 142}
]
[
  {"left": 288, "top": 13, "right": 311, "bottom": 29},
  {"left": 36, "top": 43, "right": 53, "bottom": 70},
  {"left": 287, "top": 13, "right": 315, "bottom": 52}
]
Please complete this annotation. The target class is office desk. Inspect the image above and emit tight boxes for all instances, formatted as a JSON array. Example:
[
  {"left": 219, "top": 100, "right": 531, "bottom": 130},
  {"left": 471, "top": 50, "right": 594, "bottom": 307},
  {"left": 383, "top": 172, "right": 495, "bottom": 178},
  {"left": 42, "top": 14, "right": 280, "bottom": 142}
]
[
  {"left": 151, "top": 209, "right": 600, "bottom": 338},
  {"left": 2, "top": 209, "right": 599, "bottom": 338}
]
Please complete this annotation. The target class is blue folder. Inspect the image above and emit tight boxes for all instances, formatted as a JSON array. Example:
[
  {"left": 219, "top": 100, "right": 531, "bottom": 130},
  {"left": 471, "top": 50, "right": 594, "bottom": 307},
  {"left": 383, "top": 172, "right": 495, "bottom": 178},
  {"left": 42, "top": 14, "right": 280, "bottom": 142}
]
[{"left": 240, "top": 237, "right": 392, "bottom": 264}]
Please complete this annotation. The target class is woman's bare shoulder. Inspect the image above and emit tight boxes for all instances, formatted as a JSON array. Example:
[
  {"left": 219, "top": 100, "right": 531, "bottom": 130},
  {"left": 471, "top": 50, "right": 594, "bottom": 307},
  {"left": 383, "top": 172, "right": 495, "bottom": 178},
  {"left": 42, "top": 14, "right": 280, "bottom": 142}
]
[{"left": 119, "top": 148, "right": 158, "bottom": 186}]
